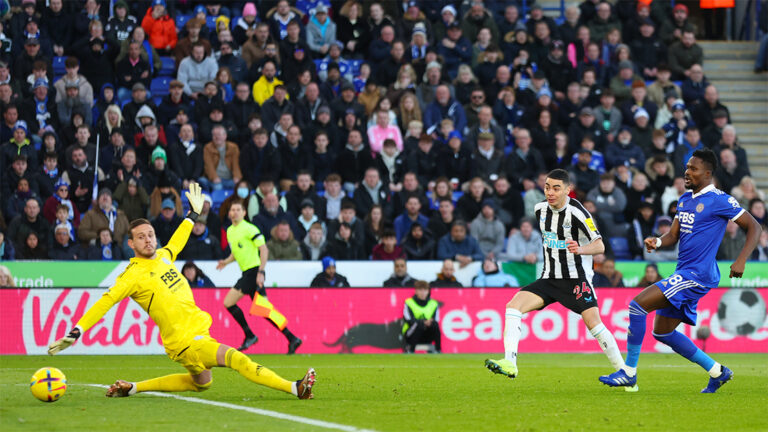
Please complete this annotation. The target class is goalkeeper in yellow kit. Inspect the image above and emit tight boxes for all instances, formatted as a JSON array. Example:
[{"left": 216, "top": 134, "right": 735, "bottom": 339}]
[{"left": 47, "top": 183, "right": 315, "bottom": 399}]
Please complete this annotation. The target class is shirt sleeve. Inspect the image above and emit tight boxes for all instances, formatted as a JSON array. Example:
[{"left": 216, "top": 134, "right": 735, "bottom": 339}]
[
  {"left": 162, "top": 218, "right": 194, "bottom": 261},
  {"left": 572, "top": 206, "right": 601, "bottom": 243},
  {"left": 75, "top": 276, "right": 134, "bottom": 332},
  {"left": 715, "top": 193, "right": 746, "bottom": 221},
  {"left": 251, "top": 224, "right": 266, "bottom": 248}
]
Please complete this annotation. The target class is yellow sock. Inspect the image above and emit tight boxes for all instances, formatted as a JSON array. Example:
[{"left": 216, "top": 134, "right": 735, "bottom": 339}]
[
  {"left": 225, "top": 348, "right": 293, "bottom": 394},
  {"left": 135, "top": 374, "right": 209, "bottom": 393}
]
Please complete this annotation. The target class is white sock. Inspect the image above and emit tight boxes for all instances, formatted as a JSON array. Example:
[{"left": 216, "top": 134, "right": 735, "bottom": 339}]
[
  {"left": 709, "top": 362, "right": 722, "bottom": 378},
  {"left": 291, "top": 381, "right": 298, "bottom": 396},
  {"left": 589, "top": 323, "right": 625, "bottom": 371},
  {"left": 622, "top": 366, "right": 637, "bottom": 377},
  {"left": 504, "top": 308, "right": 522, "bottom": 364}
]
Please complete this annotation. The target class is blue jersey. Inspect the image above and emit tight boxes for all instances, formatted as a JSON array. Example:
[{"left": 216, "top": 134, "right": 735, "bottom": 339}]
[{"left": 675, "top": 184, "right": 745, "bottom": 287}]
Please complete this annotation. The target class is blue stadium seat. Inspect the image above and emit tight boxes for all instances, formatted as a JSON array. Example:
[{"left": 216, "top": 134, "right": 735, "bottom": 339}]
[
  {"left": 609, "top": 237, "right": 632, "bottom": 260},
  {"left": 52, "top": 56, "right": 66, "bottom": 76},
  {"left": 210, "top": 189, "right": 233, "bottom": 209},
  {"left": 151, "top": 77, "right": 172, "bottom": 97},
  {"left": 452, "top": 191, "right": 463, "bottom": 201},
  {"left": 152, "top": 96, "right": 163, "bottom": 106},
  {"left": 206, "top": 15, "right": 217, "bottom": 30},
  {"left": 159, "top": 57, "right": 175, "bottom": 77},
  {"left": 175, "top": 14, "right": 192, "bottom": 30}
]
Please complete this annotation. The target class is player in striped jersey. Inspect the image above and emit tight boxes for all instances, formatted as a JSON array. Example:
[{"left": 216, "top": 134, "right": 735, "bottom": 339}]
[{"left": 485, "top": 169, "right": 626, "bottom": 382}]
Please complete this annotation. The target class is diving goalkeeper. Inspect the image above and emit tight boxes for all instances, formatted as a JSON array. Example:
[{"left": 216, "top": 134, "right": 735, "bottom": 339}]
[{"left": 48, "top": 183, "right": 316, "bottom": 399}]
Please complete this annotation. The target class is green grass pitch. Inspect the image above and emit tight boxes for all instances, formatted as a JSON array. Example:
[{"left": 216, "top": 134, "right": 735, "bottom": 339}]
[{"left": 2, "top": 354, "right": 767, "bottom": 431}]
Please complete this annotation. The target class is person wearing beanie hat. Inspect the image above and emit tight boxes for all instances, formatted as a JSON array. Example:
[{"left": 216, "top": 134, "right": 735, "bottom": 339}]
[
  {"left": 310, "top": 256, "right": 351, "bottom": 287},
  {"left": 217, "top": 198, "right": 305, "bottom": 354},
  {"left": 151, "top": 146, "right": 167, "bottom": 164},
  {"left": 469, "top": 196, "right": 505, "bottom": 257},
  {"left": 233, "top": 3, "right": 259, "bottom": 46}
]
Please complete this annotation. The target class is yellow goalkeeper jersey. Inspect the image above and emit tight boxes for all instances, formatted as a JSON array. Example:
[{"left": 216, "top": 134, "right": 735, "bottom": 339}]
[{"left": 75, "top": 219, "right": 213, "bottom": 356}]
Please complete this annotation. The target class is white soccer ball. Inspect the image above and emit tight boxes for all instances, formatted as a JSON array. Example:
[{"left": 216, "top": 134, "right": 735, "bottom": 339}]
[{"left": 717, "top": 289, "right": 767, "bottom": 336}]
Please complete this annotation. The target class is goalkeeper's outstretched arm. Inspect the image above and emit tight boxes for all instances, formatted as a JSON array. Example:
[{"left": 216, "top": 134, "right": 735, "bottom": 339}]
[
  {"left": 164, "top": 182, "right": 206, "bottom": 261},
  {"left": 48, "top": 285, "right": 124, "bottom": 355}
]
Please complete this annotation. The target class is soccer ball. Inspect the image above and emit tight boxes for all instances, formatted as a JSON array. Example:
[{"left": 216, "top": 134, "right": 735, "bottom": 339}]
[
  {"left": 717, "top": 289, "right": 767, "bottom": 336},
  {"left": 30, "top": 367, "right": 67, "bottom": 402}
]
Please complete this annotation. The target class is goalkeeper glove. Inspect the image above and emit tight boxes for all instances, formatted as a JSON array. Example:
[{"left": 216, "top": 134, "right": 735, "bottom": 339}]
[
  {"left": 185, "top": 182, "right": 205, "bottom": 221},
  {"left": 48, "top": 328, "right": 81, "bottom": 355}
]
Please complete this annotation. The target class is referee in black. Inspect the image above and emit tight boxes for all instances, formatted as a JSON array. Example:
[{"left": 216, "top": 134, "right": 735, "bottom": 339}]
[{"left": 485, "top": 169, "right": 626, "bottom": 381}]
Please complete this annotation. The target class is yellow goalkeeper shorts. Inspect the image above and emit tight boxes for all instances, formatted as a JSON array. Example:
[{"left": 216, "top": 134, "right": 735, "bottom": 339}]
[{"left": 170, "top": 335, "right": 221, "bottom": 375}]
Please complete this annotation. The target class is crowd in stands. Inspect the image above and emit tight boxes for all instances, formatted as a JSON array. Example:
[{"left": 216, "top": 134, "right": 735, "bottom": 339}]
[{"left": 1, "top": 0, "right": 767, "bottom": 270}]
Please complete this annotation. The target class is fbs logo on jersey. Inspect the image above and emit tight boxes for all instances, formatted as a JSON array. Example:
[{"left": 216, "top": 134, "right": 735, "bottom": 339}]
[
  {"left": 585, "top": 218, "right": 597, "bottom": 232},
  {"left": 543, "top": 231, "right": 567, "bottom": 249}
]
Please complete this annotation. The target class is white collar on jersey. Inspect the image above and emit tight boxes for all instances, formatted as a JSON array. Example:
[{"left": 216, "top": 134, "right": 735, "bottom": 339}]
[
  {"left": 549, "top": 197, "right": 569, "bottom": 212},
  {"left": 691, "top": 184, "right": 716, "bottom": 199}
]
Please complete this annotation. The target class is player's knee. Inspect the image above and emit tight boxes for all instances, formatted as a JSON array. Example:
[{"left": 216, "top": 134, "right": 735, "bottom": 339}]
[
  {"left": 193, "top": 379, "right": 212, "bottom": 392},
  {"left": 652, "top": 331, "right": 672, "bottom": 343}
]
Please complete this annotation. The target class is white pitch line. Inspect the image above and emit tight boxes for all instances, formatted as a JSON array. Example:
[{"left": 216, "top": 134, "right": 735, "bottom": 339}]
[{"left": 84, "top": 384, "right": 377, "bottom": 432}]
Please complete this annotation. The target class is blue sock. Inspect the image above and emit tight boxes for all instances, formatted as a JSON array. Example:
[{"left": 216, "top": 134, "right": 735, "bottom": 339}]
[
  {"left": 653, "top": 330, "right": 716, "bottom": 371},
  {"left": 625, "top": 300, "right": 648, "bottom": 369}
]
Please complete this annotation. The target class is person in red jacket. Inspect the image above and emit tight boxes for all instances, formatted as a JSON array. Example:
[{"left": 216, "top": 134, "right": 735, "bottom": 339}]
[
  {"left": 372, "top": 229, "right": 406, "bottom": 261},
  {"left": 142, "top": 0, "right": 177, "bottom": 55}
]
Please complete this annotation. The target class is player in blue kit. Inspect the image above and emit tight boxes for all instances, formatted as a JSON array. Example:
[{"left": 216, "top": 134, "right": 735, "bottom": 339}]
[{"left": 600, "top": 149, "right": 761, "bottom": 393}]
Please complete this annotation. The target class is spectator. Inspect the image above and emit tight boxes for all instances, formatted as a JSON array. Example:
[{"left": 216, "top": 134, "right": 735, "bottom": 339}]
[
  {"left": 568, "top": 107, "right": 603, "bottom": 153},
  {"left": 394, "top": 196, "right": 429, "bottom": 244},
  {"left": 251, "top": 193, "right": 300, "bottom": 242},
  {"left": 402, "top": 280, "right": 441, "bottom": 353},
  {"left": 6, "top": 178, "right": 42, "bottom": 221},
  {"left": 310, "top": 256, "right": 350, "bottom": 287},
  {"left": 181, "top": 261, "right": 215, "bottom": 287},
  {"left": 14, "top": 37, "right": 51, "bottom": 84},
  {"left": 593, "top": 89, "right": 622, "bottom": 144},
  {"left": 3, "top": 153, "right": 38, "bottom": 201},
  {"left": 587, "top": 1, "right": 622, "bottom": 42},
  {"left": 84, "top": 228, "right": 125, "bottom": 260},
  {"left": 368, "top": 108, "right": 403, "bottom": 155},
  {"left": 402, "top": 222, "right": 435, "bottom": 261},
  {"left": 113, "top": 177, "right": 150, "bottom": 223},
  {"left": 53, "top": 57, "right": 94, "bottom": 109},
  {"left": 473, "top": 258, "right": 519, "bottom": 287},
  {"left": 637, "top": 263, "right": 663, "bottom": 287},
  {"left": 437, "top": 135, "right": 473, "bottom": 186},
  {"left": 490, "top": 177, "right": 524, "bottom": 231},
  {"left": 48, "top": 221, "right": 81, "bottom": 261},
  {"left": 716, "top": 220, "right": 747, "bottom": 261},
  {"left": 731, "top": 176, "right": 764, "bottom": 209},
  {"left": 306, "top": 5, "right": 336, "bottom": 58},
  {"left": 261, "top": 85, "right": 294, "bottom": 133},
  {"left": 334, "top": 129, "right": 374, "bottom": 195},
  {"left": 592, "top": 258, "right": 624, "bottom": 287},
  {"left": 752, "top": 228, "right": 768, "bottom": 261},
  {"left": 61, "top": 147, "right": 104, "bottom": 214},
  {"left": 7, "top": 198, "right": 50, "bottom": 251},
  {"left": 354, "top": 167, "right": 392, "bottom": 220},
  {"left": 647, "top": 65, "right": 682, "bottom": 107},
  {"left": 673, "top": 127, "right": 704, "bottom": 177},
  {"left": 78, "top": 189, "right": 130, "bottom": 245},
  {"left": 18, "top": 231, "right": 47, "bottom": 259},
  {"left": 267, "top": 221, "right": 303, "bottom": 261},
  {"left": 202, "top": 125, "right": 241, "bottom": 192},
  {"left": 620, "top": 81, "right": 658, "bottom": 128},
  {"left": 668, "top": 31, "right": 703, "bottom": 81},
  {"left": 428, "top": 198, "right": 456, "bottom": 241},
  {"left": 716, "top": 149, "right": 749, "bottom": 195},
  {"left": 436, "top": 220, "right": 484, "bottom": 267},
  {"left": 605, "top": 127, "right": 645, "bottom": 170},
  {"left": 105, "top": 1, "right": 137, "bottom": 46},
  {"left": 499, "top": 218, "right": 543, "bottom": 263},
  {"left": 383, "top": 257, "right": 416, "bottom": 287},
  {"left": 627, "top": 202, "right": 657, "bottom": 259},
  {"left": 469, "top": 199, "right": 505, "bottom": 258},
  {"left": 324, "top": 221, "right": 365, "bottom": 260},
  {"left": 456, "top": 177, "right": 491, "bottom": 222},
  {"left": 505, "top": 128, "right": 546, "bottom": 190},
  {"left": 302, "top": 222, "right": 327, "bottom": 261},
  {"left": 692, "top": 85, "right": 730, "bottom": 129},
  {"left": 178, "top": 43, "right": 218, "bottom": 99},
  {"left": 42, "top": 180, "right": 79, "bottom": 227},
  {"left": 659, "top": 4, "right": 696, "bottom": 45},
  {"left": 630, "top": 18, "right": 666, "bottom": 80},
  {"left": 586, "top": 173, "right": 628, "bottom": 237},
  {"left": 115, "top": 41, "right": 152, "bottom": 102},
  {"left": 372, "top": 228, "right": 405, "bottom": 261},
  {"left": 430, "top": 259, "right": 463, "bottom": 287},
  {"left": 750, "top": 199, "right": 767, "bottom": 226},
  {"left": 174, "top": 19, "right": 212, "bottom": 67},
  {"left": 569, "top": 148, "right": 601, "bottom": 198},
  {"left": 151, "top": 198, "right": 183, "bottom": 246},
  {"left": 277, "top": 125, "right": 311, "bottom": 191},
  {"left": 141, "top": 0, "right": 177, "bottom": 55},
  {"left": 424, "top": 85, "right": 466, "bottom": 136}
]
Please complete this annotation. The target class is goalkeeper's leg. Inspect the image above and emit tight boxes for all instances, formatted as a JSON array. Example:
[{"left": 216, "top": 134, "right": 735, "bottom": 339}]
[{"left": 218, "top": 345, "right": 315, "bottom": 399}]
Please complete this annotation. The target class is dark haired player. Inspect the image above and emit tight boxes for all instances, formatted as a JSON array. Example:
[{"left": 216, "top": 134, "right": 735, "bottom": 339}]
[
  {"left": 485, "top": 169, "right": 626, "bottom": 381},
  {"left": 48, "top": 183, "right": 316, "bottom": 399},
  {"left": 601, "top": 149, "right": 760, "bottom": 393}
]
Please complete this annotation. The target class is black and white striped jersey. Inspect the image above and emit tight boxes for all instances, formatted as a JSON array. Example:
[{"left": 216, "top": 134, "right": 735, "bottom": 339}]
[{"left": 534, "top": 197, "right": 602, "bottom": 284}]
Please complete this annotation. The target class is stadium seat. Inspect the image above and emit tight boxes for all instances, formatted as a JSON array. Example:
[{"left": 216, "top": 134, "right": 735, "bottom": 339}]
[
  {"left": 151, "top": 77, "right": 172, "bottom": 97},
  {"left": 52, "top": 56, "right": 66, "bottom": 76},
  {"left": 152, "top": 96, "right": 163, "bottom": 106},
  {"left": 159, "top": 57, "right": 175, "bottom": 77},
  {"left": 210, "top": 189, "right": 233, "bottom": 209},
  {"left": 206, "top": 15, "right": 217, "bottom": 30},
  {"left": 175, "top": 14, "right": 192, "bottom": 30},
  {"left": 609, "top": 237, "right": 632, "bottom": 260}
]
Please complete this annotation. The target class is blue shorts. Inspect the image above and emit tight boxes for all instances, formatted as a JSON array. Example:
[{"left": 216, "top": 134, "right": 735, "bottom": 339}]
[{"left": 654, "top": 271, "right": 711, "bottom": 326}]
